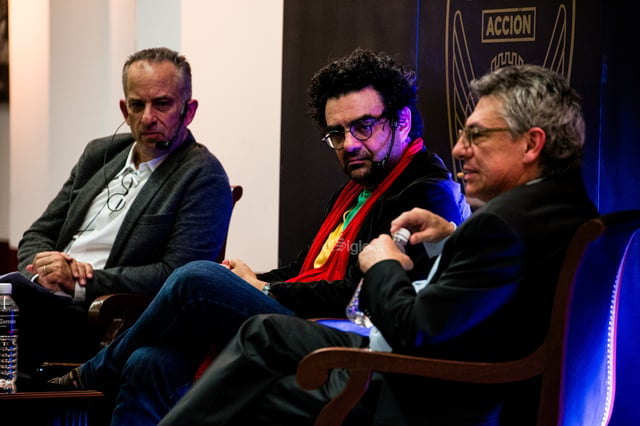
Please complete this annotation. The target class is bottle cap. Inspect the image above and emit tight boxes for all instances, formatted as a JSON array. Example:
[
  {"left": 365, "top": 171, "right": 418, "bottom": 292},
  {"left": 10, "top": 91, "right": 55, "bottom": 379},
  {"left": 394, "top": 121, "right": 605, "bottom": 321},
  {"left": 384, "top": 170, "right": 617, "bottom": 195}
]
[
  {"left": 0, "top": 283, "right": 12, "bottom": 295},
  {"left": 392, "top": 227, "right": 411, "bottom": 244}
]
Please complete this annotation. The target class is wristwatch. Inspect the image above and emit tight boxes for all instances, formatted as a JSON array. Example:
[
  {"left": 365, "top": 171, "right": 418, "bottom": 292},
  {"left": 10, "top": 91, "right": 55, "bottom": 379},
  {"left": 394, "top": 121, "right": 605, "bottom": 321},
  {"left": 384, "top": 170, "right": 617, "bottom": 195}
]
[{"left": 261, "top": 283, "right": 272, "bottom": 295}]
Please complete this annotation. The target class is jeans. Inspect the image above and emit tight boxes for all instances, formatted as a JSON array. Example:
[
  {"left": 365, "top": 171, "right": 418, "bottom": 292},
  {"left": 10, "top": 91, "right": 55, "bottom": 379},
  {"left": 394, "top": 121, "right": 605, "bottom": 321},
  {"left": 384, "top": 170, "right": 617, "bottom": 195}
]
[{"left": 78, "top": 260, "right": 296, "bottom": 425}]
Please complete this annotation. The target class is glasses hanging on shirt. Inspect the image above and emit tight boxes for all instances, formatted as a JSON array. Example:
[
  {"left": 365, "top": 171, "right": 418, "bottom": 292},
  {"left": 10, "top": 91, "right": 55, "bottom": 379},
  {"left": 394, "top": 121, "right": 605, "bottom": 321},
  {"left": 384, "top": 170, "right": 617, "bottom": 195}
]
[{"left": 107, "top": 169, "right": 140, "bottom": 212}]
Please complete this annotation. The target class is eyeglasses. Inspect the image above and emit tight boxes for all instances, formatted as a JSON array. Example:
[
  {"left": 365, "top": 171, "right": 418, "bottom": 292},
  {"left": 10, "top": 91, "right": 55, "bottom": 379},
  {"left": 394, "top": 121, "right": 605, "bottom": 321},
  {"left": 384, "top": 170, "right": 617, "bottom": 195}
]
[
  {"left": 107, "top": 169, "right": 139, "bottom": 212},
  {"left": 321, "top": 115, "right": 388, "bottom": 150},
  {"left": 457, "top": 126, "right": 512, "bottom": 148}
]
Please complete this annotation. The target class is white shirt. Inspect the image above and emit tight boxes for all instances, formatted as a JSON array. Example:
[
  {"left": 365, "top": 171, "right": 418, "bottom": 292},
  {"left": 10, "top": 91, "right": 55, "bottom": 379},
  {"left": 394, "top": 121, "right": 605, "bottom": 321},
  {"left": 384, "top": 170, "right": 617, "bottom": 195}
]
[{"left": 62, "top": 145, "right": 168, "bottom": 301}]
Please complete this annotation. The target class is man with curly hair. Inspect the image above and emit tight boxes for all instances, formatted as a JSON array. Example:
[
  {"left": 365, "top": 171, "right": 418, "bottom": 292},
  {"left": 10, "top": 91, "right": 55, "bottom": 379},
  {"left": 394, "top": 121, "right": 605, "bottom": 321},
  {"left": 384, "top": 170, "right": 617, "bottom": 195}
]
[{"left": 50, "top": 48, "right": 469, "bottom": 424}]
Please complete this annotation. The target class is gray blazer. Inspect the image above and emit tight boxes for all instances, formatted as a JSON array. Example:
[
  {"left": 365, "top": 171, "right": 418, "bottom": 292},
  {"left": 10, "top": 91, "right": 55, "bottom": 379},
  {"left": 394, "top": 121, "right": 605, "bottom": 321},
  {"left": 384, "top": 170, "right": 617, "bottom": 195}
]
[{"left": 17, "top": 131, "right": 232, "bottom": 306}]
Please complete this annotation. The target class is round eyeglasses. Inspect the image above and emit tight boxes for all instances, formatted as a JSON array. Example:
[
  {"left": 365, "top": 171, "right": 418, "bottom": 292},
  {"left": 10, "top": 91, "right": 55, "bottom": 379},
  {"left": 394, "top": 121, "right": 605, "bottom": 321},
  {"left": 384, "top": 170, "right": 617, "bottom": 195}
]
[
  {"left": 321, "top": 115, "right": 388, "bottom": 150},
  {"left": 107, "top": 170, "right": 139, "bottom": 212}
]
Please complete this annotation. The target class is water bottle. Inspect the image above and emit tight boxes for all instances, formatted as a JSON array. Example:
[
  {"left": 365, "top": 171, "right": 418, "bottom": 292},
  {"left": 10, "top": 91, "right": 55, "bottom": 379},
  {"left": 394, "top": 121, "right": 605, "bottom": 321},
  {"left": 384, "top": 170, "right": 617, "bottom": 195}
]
[
  {"left": 0, "top": 283, "right": 18, "bottom": 393},
  {"left": 346, "top": 228, "right": 410, "bottom": 327}
]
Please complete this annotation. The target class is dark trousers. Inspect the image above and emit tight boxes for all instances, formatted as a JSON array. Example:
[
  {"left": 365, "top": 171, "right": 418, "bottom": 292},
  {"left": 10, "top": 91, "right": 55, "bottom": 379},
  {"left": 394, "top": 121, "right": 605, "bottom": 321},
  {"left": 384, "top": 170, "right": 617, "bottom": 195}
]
[
  {"left": 159, "top": 312, "right": 532, "bottom": 426},
  {"left": 158, "top": 314, "right": 368, "bottom": 426}
]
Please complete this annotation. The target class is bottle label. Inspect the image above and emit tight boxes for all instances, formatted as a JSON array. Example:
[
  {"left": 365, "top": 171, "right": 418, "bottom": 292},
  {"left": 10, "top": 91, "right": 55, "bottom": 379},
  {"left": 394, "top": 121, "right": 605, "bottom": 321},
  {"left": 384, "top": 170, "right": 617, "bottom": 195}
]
[{"left": 0, "top": 313, "right": 17, "bottom": 335}]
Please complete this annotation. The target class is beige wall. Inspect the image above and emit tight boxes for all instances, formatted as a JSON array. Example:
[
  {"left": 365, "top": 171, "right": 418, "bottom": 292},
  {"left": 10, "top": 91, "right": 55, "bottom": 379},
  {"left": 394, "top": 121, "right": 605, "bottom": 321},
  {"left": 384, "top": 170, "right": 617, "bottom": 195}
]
[
  {"left": 0, "top": 102, "right": 7, "bottom": 240},
  {"left": 3, "top": 0, "right": 282, "bottom": 271}
]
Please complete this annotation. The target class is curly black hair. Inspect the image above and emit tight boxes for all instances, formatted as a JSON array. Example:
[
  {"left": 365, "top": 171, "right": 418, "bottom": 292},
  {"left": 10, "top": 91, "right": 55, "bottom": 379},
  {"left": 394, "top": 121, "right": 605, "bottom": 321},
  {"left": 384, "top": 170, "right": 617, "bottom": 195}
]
[{"left": 307, "top": 48, "right": 423, "bottom": 140}]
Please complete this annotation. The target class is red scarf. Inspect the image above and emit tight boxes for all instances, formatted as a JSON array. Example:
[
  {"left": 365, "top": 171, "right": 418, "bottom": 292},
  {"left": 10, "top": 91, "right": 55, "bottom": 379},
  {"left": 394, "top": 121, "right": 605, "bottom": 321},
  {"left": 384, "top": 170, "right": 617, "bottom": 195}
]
[{"left": 286, "top": 138, "right": 424, "bottom": 283}]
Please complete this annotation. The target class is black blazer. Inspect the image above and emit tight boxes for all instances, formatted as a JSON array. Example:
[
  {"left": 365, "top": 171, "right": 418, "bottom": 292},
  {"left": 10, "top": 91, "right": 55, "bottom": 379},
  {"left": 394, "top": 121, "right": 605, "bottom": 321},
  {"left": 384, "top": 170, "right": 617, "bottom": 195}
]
[{"left": 361, "top": 171, "right": 598, "bottom": 425}]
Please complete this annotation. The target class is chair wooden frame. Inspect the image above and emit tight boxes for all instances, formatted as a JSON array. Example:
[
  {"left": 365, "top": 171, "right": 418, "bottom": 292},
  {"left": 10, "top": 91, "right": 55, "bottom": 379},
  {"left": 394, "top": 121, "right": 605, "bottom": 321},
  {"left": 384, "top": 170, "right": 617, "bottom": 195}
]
[{"left": 297, "top": 212, "right": 640, "bottom": 426}]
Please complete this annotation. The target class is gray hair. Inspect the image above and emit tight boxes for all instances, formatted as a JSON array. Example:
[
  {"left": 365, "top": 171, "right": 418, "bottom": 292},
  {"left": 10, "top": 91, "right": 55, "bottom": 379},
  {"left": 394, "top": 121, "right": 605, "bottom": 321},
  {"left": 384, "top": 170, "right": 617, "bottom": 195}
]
[
  {"left": 122, "top": 47, "right": 192, "bottom": 102},
  {"left": 470, "top": 64, "right": 585, "bottom": 176}
]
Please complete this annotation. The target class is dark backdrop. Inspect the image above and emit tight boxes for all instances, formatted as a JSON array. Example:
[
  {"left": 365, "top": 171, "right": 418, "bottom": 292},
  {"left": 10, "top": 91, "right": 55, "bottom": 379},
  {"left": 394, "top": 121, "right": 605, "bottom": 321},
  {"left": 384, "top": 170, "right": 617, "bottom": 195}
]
[
  {"left": 279, "top": 0, "right": 639, "bottom": 265},
  {"left": 279, "top": 0, "right": 422, "bottom": 265}
]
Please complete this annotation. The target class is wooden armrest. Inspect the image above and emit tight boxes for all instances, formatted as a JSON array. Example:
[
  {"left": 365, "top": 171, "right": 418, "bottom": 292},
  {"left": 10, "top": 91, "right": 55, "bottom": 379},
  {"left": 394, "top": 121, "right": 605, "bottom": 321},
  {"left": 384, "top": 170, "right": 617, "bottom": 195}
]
[
  {"left": 296, "top": 346, "right": 546, "bottom": 426},
  {"left": 88, "top": 293, "right": 153, "bottom": 348},
  {"left": 297, "top": 346, "right": 545, "bottom": 390}
]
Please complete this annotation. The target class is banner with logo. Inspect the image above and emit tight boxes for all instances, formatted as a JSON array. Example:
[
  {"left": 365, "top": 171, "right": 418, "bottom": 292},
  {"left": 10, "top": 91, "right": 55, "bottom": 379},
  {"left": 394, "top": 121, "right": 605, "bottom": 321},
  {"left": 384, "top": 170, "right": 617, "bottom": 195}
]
[{"left": 418, "top": 0, "right": 601, "bottom": 201}]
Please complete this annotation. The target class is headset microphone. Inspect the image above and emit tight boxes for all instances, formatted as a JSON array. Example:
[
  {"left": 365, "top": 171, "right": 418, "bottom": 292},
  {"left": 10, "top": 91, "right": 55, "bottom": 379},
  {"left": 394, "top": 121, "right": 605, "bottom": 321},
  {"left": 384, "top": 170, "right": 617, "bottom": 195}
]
[
  {"left": 155, "top": 138, "right": 173, "bottom": 150},
  {"left": 371, "top": 119, "right": 398, "bottom": 173},
  {"left": 156, "top": 103, "right": 188, "bottom": 150}
]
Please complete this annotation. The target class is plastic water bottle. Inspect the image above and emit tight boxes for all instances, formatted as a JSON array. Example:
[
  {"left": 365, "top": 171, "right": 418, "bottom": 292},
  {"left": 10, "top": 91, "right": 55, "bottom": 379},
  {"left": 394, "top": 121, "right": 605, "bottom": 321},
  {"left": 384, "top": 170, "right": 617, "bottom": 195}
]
[
  {"left": 0, "top": 283, "right": 18, "bottom": 393},
  {"left": 346, "top": 228, "right": 410, "bottom": 327}
]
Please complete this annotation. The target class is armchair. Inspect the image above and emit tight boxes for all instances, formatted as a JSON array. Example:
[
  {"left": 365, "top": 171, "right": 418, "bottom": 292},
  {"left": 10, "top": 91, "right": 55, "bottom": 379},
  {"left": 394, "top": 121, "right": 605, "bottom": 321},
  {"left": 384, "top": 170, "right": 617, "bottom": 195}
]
[{"left": 297, "top": 210, "right": 640, "bottom": 426}]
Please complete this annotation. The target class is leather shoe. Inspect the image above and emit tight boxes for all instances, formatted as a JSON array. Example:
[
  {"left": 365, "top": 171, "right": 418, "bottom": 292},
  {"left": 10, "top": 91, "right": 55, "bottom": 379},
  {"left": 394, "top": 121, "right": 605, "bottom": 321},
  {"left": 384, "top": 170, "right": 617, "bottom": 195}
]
[{"left": 47, "top": 366, "right": 85, "bottom": 389}]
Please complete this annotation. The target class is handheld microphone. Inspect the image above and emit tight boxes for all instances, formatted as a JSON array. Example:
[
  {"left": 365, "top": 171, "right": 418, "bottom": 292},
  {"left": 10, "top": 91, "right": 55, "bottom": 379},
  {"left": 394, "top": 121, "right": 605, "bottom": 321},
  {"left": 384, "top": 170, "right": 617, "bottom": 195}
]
[{"left": 156, "top": 103, "right": 188, "bottom": 150}]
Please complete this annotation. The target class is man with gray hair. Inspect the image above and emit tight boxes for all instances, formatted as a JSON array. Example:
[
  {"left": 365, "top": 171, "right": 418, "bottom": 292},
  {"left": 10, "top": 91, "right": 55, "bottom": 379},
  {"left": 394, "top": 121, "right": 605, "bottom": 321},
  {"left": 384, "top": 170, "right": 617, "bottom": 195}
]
[{"left": 3, "top": 47, "right": 232, "bottom": 376}]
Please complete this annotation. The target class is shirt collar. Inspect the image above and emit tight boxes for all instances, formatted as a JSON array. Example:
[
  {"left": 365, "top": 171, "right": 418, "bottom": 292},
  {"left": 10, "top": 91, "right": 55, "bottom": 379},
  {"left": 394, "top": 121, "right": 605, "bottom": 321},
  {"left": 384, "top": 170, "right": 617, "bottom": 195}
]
[
  {"left": 125, "top": 144, "right": 170, "bottom": 176},
  {"left": 525, "top": 176, "right": 546, "bottom": 185}
]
